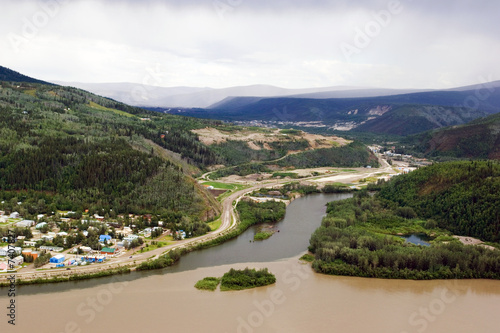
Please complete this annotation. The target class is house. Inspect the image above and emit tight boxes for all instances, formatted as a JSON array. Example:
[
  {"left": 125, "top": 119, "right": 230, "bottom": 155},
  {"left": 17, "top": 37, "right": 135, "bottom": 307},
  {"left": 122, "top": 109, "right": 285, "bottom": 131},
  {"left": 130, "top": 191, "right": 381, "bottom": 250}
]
[
  {"left": 121, "top": 227, "right": 133, "bottom": 235},
  {"left": 39, "top": 246, "right": 63, "bottom": 252},
  {"left": 36, "top": 222, "right": 48, "bottom": 229},
  {"left": 9, "top": 212, "right": 20, "bottom": 219},
  {"left": 42, "top": 235, "right": 54, "bottom": 242},
  {"left": 123, "top": 235, "right": 140, "bottom": 243},
  {"left": 81, "top": 255, "right": 105, "bottom": 263},
  {"left": 16, "top": 220, "right": 35, "bottom": 228},
  {"left": 100, "top": 247, "right": 116, "bottom": 255},
  {"left": 99, "top": 235, "right": 112, "bottom": 243},
  {"left": 139, "top": 228, "right": 152, "bottom": 237},
  {"left": 30, "top": 251, "right": 39, "bottom": 260},
  {"left": 24, "top": 240, "right": 37, "bottom": 247},
  {"left": 12, "top": 256, "right": 23, "bottom": 266},
  {"left": 57, "top": 232, "right": 68, "bottom": 237},
  {"left": 80, "top": 246, "right": 92, "bottom": 253},
  {"left": 37, "top": 214, "right": 45, "bottom": 220},
  {"left": 49, "top": 254, "right": 65, "bottom": 263},
  {"left": 0, "top": 247, "right": 22, "bottom": 256},
  {"left": 0, "top": 216, "right": 7, "bottom": 223}
]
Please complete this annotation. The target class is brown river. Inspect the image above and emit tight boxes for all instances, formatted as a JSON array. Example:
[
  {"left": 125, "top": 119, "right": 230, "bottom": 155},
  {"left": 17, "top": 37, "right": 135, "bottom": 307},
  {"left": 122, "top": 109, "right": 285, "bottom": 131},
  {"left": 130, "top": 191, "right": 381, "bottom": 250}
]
[{"left": 2, "top": 194, "right": 500, "bottom": 333}]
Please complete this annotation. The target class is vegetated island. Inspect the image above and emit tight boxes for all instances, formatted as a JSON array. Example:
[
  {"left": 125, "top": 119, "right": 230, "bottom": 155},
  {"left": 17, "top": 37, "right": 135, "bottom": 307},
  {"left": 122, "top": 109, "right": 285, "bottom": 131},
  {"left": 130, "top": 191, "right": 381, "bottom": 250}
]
[
  {"left": 308, "top": 161, "right": 500, "bottom": 280},
  {"left": 254, "top": 230, "right": 274, "bottom": 241},
  {"left": 195, "top": 268, "right": 276, "bottom": 291}
]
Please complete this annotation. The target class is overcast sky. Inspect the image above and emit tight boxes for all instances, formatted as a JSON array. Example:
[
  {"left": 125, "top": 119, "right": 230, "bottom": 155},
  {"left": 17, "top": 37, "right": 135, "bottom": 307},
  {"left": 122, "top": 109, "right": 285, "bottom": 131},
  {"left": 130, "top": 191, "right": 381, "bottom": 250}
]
[{"left": 1, "top": 0, "right": 499, "bottom": 89}]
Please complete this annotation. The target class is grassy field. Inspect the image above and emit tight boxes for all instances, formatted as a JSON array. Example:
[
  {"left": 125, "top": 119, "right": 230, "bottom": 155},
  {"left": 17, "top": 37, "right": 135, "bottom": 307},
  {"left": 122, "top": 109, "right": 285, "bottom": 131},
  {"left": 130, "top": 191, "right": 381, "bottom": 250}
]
[
  {"left": 194, "top": 277, "right": 221, "bottom": 291},
  {"left": 208, "top": 218, "right": 222, "bottom": 231},
  {"left": 202, "top": 182, "right": 238, "bottom": 190},
  {"left": 88, "top": 101, "right": 136, "bottom": 118},
  {"left": 138, "top": 242, "right": 167, "bottom": 253},
  {"left": 24, "top": 89, "right": 37, "bottom": 97}
]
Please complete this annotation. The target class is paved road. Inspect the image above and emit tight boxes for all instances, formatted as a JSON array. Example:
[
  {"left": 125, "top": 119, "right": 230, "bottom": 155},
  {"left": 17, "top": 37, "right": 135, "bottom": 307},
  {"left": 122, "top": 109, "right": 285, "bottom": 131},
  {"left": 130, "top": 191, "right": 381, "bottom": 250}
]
[{"left": 4, "top": 154, "right": 397, "bottom": 281}]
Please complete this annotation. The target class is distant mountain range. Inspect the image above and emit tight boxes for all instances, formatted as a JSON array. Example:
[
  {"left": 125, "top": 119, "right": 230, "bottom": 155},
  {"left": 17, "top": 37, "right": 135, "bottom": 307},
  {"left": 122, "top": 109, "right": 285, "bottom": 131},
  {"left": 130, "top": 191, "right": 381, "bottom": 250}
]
[
  {"left": 52, "top": 80, "right": 431, "bottom": 108},
  {"left": 53, "top": 78, "right": 500, "bottom": 137},
  {"left": 165, "top": 85, "right": 500, "bottom": 135}
]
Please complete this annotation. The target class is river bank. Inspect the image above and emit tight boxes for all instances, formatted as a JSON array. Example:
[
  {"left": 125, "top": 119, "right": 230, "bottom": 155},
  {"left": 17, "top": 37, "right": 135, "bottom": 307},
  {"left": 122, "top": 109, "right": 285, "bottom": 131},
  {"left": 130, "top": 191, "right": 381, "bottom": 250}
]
[{"left": 3, "top": 255, "right": 500, "bottom": 333}]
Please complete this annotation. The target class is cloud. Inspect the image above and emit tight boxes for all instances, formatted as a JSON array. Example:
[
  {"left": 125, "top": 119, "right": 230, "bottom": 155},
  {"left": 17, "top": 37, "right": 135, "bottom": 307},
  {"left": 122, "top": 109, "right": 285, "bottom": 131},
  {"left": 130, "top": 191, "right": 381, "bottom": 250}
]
[{"left": 0, "top": 0, "right": 499, "bottom": 89}]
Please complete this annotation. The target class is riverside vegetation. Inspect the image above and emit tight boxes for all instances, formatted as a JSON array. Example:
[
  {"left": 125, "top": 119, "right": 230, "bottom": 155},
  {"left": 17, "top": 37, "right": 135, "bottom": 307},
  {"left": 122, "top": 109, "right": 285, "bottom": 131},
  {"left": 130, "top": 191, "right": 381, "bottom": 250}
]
[
  {"left": 195, "top": 268, "right": 276, "bottom": 291},
  {"left": 308, "top": 161, "right": 500, "bottom": 280},
  {"left": 134, "top": 200, "right": 286, "bottom": 270}
]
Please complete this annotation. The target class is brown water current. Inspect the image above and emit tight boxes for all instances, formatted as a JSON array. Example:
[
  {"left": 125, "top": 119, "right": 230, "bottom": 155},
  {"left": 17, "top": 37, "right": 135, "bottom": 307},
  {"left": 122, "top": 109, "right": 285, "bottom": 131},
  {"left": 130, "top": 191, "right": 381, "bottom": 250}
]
[{"left": 1, "top": 193, "right": 499, "bottom": 333}]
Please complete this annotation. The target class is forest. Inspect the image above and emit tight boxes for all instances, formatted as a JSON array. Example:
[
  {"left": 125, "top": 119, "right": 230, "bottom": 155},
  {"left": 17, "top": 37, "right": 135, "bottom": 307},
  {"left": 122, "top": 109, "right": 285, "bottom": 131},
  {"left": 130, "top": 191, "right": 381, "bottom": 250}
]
[
  {"left": 276, "top": 142, "right": 379, "bottom": 168},
  {"left": 308, "top": 161, "right": 500, "bottom": 280},
  {"left": 378, "top": 161, "right": 500, "bottom": 242},
  {"left": 0, "top": 82, "right": 223, "bottom": 219},
  {"left": 220, "top": 268, "right": 276, "bottom": 291}
]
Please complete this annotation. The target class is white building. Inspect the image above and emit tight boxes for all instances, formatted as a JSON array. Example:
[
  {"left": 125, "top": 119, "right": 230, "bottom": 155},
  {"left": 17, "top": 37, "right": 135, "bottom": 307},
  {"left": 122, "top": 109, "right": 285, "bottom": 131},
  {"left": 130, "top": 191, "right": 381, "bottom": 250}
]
[
  {"left": 16, "top": 220, "right": 35, "bottom": 228},
  {"left": 0, "top": 247, "right": 22, "bottom": 256},
  {"left": 36, "top": 222, "right": 48, "bottom": 229},
  {"left": 9, "top": 212, "right": 20, "bottom": 219}
]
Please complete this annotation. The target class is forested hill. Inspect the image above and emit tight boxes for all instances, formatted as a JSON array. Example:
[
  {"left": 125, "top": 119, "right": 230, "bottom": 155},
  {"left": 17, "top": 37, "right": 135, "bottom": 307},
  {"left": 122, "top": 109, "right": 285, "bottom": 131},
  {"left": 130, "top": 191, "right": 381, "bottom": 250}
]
[
  {"left": 0, "top": 80, "right": 222, "bottom": 220},
  {"left": 402, "top": 112, "right": 500, "bottom": 160},
  {"left": 0, "top": 66, "right": 51, "bottom": 85},
  {"left": 379, "top": 161, "right": 500, "bottom": 242}
]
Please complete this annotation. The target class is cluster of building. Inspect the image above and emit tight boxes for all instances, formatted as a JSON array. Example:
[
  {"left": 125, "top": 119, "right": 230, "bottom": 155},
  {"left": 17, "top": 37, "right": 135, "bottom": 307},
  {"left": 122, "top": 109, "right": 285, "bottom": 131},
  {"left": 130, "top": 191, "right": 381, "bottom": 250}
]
[{"left": 0, "top": 210, "right": 169, "bottom": 271}]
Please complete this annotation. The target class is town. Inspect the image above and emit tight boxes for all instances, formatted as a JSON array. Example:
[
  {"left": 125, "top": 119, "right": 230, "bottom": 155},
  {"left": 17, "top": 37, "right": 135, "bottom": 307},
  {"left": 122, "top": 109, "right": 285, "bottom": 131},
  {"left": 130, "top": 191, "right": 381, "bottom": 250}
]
[{"left": 0, "top": 209, "right": 181, "bottom": 272}]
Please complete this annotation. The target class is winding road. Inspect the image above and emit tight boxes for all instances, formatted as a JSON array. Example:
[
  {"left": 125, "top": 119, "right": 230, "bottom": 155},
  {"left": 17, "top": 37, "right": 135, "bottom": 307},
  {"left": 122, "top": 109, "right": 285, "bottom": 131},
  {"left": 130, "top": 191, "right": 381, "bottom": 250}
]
[{"left": 1, "top": 153, "right": 398, "bottom": 283}]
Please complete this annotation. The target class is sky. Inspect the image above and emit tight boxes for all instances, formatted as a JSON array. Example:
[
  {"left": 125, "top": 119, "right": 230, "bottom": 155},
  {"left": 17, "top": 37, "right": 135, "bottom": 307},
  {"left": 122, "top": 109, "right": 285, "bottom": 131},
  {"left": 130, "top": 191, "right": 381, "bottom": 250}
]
[{"left": 1, "top": 0, "right": 499, "bottom": 89}]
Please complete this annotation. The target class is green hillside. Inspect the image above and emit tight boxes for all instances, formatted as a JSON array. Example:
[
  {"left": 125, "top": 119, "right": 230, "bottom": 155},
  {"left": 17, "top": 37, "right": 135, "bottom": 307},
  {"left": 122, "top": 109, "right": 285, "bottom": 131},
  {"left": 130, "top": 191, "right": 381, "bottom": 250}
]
[
  {"left": 354, "top": 105, "right": 487, "bottom": 136},
  {"left": 379, "top": 161, "right": 500, "bottom": 242},
  {"left": 308, "top": 161, "right": 500, "bottom": 280},
  {"left": 402, "top": 112, "right": 500, "bottom": 159},
  {"left": 0, "top": 80, "right": 221, "bottom": 219}
]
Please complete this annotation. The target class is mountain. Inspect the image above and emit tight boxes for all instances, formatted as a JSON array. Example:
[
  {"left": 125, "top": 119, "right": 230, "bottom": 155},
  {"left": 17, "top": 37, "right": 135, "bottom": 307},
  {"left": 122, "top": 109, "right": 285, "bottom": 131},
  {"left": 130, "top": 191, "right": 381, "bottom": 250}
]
[
  {"left": 53, "top": 80, "right": 434, "bottom": 109},
  {"left": 170, "top": 86, "right": 500, "bottom": 136},
  {"left": 0, "top": 73, "right": 222, "bottom": 220},
  {"left": 354, "top": 105, "right": 489, "bottom": 136},
  {"left": 404, "top": 112, "right": 500, "bottom": 159},
  {"left": 53, "top": 82, "right": 360, "bottom": 108},
  {"left": 51, "top": 81, "right": 209, "bottom": 107},
  {"left": 0, "top": 66, "right": 52, "bottom": 85}
]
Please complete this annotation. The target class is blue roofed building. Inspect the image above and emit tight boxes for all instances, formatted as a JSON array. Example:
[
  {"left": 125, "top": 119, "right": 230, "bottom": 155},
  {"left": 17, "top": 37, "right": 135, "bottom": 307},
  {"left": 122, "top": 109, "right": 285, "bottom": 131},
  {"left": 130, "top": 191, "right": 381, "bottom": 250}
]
[{"left": 99, "top": 235, "right": 112, "bottom": 243}]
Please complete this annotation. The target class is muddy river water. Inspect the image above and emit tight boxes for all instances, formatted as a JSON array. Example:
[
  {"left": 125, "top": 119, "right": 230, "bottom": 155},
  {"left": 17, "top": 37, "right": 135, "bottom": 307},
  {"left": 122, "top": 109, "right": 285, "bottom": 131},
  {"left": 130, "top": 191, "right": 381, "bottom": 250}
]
[{"left": 1, "top": 193, "right": 499, "bottom": 332}]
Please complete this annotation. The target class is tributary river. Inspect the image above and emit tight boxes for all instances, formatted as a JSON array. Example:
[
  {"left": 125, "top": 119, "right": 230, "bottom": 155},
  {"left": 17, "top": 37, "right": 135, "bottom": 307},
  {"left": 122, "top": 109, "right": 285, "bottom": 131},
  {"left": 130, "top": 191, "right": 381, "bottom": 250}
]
[{"left": 1, "top": 193, "right": 499, "bottom": 332}]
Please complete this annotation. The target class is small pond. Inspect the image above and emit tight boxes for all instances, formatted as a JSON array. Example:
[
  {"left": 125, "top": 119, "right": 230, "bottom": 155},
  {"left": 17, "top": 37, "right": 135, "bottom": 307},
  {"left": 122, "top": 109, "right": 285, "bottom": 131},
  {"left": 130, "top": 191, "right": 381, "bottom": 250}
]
[{"left": 400, "top": 233, "right": 431, "bottom": 246}]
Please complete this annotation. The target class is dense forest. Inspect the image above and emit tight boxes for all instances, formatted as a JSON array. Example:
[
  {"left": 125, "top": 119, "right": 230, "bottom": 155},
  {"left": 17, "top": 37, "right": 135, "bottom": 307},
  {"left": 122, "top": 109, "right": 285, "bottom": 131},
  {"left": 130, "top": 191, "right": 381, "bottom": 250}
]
[
  {"left": 400, "top": 112, "right": 500, "bottom": 160},
  {"left": 0, "top": 81, "right": 221, "bottom": 219},
  {"left": 220, "top": 268, "right": 276, "bottom": 291},
  {"left": 277, "top": 142, "right": 379, "bottom": 168},
  {"left": 378, "top": 161, "right": 500, "bottom": 242},
  {"left": 309, "top": 188, "right": 500, "bottom": 280},
  {"left": 308, "top": 161, "right": 500, "bottom": 279}
]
